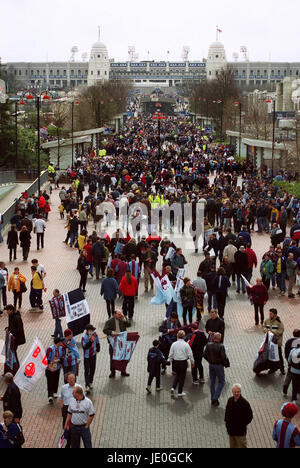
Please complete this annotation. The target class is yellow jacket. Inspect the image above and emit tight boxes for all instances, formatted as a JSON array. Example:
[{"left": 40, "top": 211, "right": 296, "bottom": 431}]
[{"left": 8, "top": 273, "right": 27, "bottom": 293}]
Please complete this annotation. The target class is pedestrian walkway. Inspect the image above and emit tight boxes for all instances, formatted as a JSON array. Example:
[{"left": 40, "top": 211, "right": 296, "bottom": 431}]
[{"left": 0, "top": 187, "right": 299, "bottom": 448}]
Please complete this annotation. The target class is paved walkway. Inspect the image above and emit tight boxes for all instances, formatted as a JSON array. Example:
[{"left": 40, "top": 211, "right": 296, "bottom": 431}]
[{"left": 0, "top": 188, "right": 299, "bottom": 448}]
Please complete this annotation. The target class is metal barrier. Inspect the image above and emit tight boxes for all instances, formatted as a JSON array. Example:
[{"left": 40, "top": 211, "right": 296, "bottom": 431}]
[
  {"left": 0, "top": 171, "right": 17, "bottom": 184},
  {"left": 2, "top": 171, "right": 49, "bottom": 231}
]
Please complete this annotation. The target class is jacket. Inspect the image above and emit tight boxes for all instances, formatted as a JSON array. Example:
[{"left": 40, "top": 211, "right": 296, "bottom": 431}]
[
  {"left": 247, "top": 284, "right": 268, "bottom": 305},
  {"left": 147, "top": 346, "right": 167, "bottom": 375},
  {"left": 189, "top": 330, "right": 208, "bottom": 358},
  {"left": 103, "top": 316, "right": 130, "bottom": 336},
  {"left": 205, "top": 317, "right": 225, "bottom": 340},
  {"left": 212, "top": 274, "right": 231, "bottom": 294},
  {"left": 101, "top": 277, "right": 119, "bottom": 300},
  {"left": 91, "top": 241, "right": 105, "bottom": 259},
  {"left": 263, "top": 317, "right": 284, "bottom": 346},
  {"left": 8, "top": 273, "right": 27, "bottom": 293},
  {"left": 119, "top": 275, "right": 138, "bottom": 297},
  {"left": 225, "top": 396, "right": 253, "bottom": 436},
  {"left": 223, "top": 244, "right": 237, "bottom": 264},
  {"left": 286, "top": 258, "right": 297, "bottom": 277},
  {"left": 180, "top": 285, "right": 195, "bottom": 307},
  {"left": 8, "top": 311, "right": 26, "bottom": 346},
  {"left": 260, "top": 259, "right": 274, "bottom": 279},
  {"left": 234, "top": 251, "right": 249, "bottom": 275},
  {"left": 203, "top": 342, "right": 228, "bottom": 366},
  {"left": 2, "top": 382, "right": 23, "bottom": 420},
  {"left": 245, "top": 248, "right": 257, "bottom": 270},
  {"left": 7, "top": 230, "right": 18, "bottom": 248}
]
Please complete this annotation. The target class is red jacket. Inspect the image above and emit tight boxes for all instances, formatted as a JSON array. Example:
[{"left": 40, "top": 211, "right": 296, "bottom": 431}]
[
  {"left": 119, "top": 275, "right": 138, "bottom": 296},
  {"left": 247, "top": 284, "right": 268, "bottom": 305},
  {"left": 83, "top": 243, "right": 93, "bottom": 262},
  {"left": 245, "top": 248, "right": 257, "bottom": 270}
]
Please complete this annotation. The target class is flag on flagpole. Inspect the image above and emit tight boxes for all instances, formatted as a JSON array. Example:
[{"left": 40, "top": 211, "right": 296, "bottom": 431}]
[{"left": 14, "top": 338, "right": 47, "bottom": 392}]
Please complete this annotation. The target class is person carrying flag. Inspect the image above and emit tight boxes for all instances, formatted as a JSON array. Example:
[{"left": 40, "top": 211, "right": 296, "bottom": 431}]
[{"left": 81, "top": 324, "right": 100, "bottom": 393}]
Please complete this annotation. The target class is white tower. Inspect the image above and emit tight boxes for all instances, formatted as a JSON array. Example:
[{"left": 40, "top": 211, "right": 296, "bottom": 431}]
[
  {"left": 206, "top": 29, "right": 227, "bottom": 80},
  {"left": 88, "top": 27, "right": 110, "bottom": 86}
]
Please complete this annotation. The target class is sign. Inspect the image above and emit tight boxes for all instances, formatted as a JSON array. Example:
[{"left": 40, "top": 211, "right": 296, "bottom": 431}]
[
  {"left": 14, "top": 338, "right": 47, "bottom": 392},
  {"left": 188, "top": 63, "right": 205, "bottom": 68},
  {"left": 110, "top": 62, "right": 128, "bottom": 68},
  {"left": 275, "top": 111, "right": 296, "bottom": 119},
  {"left": 64, "top": 289, "right": 90, "bottom": 336},
  {"left": 130, "top": 62, "right": 147, "bottom": 68},
  {"left": 150, "top": 62, "right": 166, "bottom": 68},
  {"left": 169, "top": 62, "right": 186, "bottom": 68}
]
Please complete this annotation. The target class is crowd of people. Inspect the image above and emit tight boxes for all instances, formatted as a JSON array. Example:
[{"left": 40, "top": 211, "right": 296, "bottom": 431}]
[{"left": 1, "top": 107, "right": 300, "bottom": 448}]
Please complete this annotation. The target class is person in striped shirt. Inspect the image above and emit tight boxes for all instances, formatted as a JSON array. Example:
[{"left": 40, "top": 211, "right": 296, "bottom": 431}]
[
  {"left": 81, "top": 324, "right": 100, "bottom": 393},
  {"left": 273, "top": 403, "right": 300, "bottom": 448}
]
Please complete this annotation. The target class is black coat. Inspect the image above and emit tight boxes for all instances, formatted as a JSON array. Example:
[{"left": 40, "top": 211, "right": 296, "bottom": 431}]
[
  {"left": 7, "top": 230, "right": 19, "bottom": 249},
  {"left": 2, "top": 382, "right": 23, "bottom": 420},
  {"left": 189, "top": 330, "right": 208, "bottom": 359},
  {"left": 8, "top": 311, "right": 26, "bottom": 347},
  {"left": 147, "top": 347, "right": 167, "bottom": 376},
  {"left": 19, "top": 230, "right": 31, "bottom": 248},
  {"left": 225, "top": 396, "right": 253, "bottom": 436}
]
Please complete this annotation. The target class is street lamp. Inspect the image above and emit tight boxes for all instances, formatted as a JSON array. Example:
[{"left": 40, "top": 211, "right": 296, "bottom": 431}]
[
  {"left": 266, "top": 98, "right": 276, "bottom": 177},
  {"left": 26, "top": 90, "right": 51, "bottom": 193},
  {"left": 234, "top": 101, "right": 242, "bottom": 158}
]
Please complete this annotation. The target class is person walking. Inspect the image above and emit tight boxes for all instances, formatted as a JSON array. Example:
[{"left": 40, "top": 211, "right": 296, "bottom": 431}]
[
  {"left": 91, "top": 237, "right": 106, "bottom": 280},
  {"left": 146, "top": 340, "right": 168, "bottom": 393},
  {"left": 8, "top": 267, "right": 27, "bottom": 310},
  {"left": 260, "top": 254, "right": 274, "bottom": 291},
  {"left": 45, "top": 337, "right": 64, "bottom": 404},
  {"left": 4, "top": 305, "right": 25, "bottom": 368},
  {"left": 29, "top": 265, "right": 46, "bottom": 311},
  {"left": 0, "top": 373, "right": 23, "bottom": 424},
  {"left": 7, "top": 225, "right": 18, "bottom": 262},
  {"left": 103, "top": 309, "right": 131, "bottom": 378},
  {"left": 119, "top": 270, "right": 138, "bottom": 322},
  {"left": 203, "top": 332, "right": 229, "bottom": 406},
  {"left": 34, "top": 215, "right": 46, "bottom": 250},
  {"left": 62, "top": 329, "right": 80, "bottom": 382},
  {"left": 59, "top": 373, "right": 80, "bottom": 449},
  {"left": 189, "top": 323, "right": 208, "bottom": 384},
  {"left": 224, "top": 384, "right": 253, "bottom": 448},
  {"left": 19, "top": 225, "right": 31, "bottom": 261},
  {"left": 81, "top": 324, "right": 100, "bottom": 393},
  {"left": 234, "top": 246, "right": 248, "bottom": 294},
  {"left": 205, "top": 310, "right": 225, "bottom": 343},
  {"left": 0, "top": 261, "right": 8, "bottom": 315},
  {"left": 168, "top": 330, "right": 195, "bottom": 398},
  {"left": 212, "top": 267, "right": 231, "bottom": 320},
  {"left": 64, "top": 385, "right": 95, "bottom": 449},
  {"left": 180, "top": 278, "right": 196, "bottom": 325},
  {"left": 286, "top": 252, "right": 297, "bottom": 298},
  {"left": 273, "top": 403, "right": 300, "bottom": 448},
  {"left": 283, "top": 329, "right": 300, "bottom": 397},
  {"left": 77, "top": 250, "right": 89, "bottom": 293},
  {"left": 263, "top": 308, "right": 285, "bottom": 375},
  {"left": 247, "top": 278, "right": 269, "bottom": 326},
  {"left": 100, "top": 268, "right": 119, "bottom": 318},
  {"left": 288, "top": 343, "right": 300, "bottom": 404}
]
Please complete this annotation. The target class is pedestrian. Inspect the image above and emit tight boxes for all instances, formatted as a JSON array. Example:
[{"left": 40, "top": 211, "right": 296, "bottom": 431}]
[
  {"left": 33, "top": 214, "right": 46, "bottom": 250},
  {"left": 81, "top": 324, "right": 100, "bottom": 393},
  {"left": 146, "top": 339, "right": 168, "bottom": 394},
  {"left": 4, "top": 305, "right": 25, "bottom": 367},
  {"left": 119, "top": 270, "right": 138, "bottom": 321},
  {"left": 62, "top": 329, "right": 80, "bottom": 382},
  {"left": 59, "top": 373, "right": 81, "bottom": 449},
  {"left": 224, "top": 384, "right": 253, "bottom": 448},
  {"left": 283, "top": 329, "right": 300, "bottom": 397},
  {"left": 0, "top": 373, "right": 23, "bottom": 423},
  {"left": 29, "top": 265, "right": 46, "bottom": 311},
  {"left": 234, "top": 246, "right": 248, "bottom": 294},
  {"left": 263, "top": 308, "right": 285, "bottom": 375},
  {"left": 7, "top": 225, "right": 18, "bottom": 262},
  {"left": 0, "top": 410, "right": 24, "bottom": 448},
  {"left": 168, "top": 330, "right": 195, "bottom": 398},
  {"left": 286, "top": 252, "right": 297, "bottom": 298},
  {"left": 91, "top": 236, "right": 106, "bottom": 280},
  {"left": 273, "top": 403, "right": 300, "bottom": 448},
  {"left": 103, "top": 309, "right": 131, "bottom": 378},
  {"left": 0, "top": 261, "right": 8, "bottom": 315},
  {"left": 205, "top": 309, "right": 225, "bottom": 343},
  {"left": 189, "top": 323, "right": 208, "bottom": 384},
  {"left": 19, "top": 225, "right": 31, "bottom": 261},
  {"left": 180, "top": 277, "right": 196, "bottom": 325},
  {"left": 8, "top": 267, "right": 27, "bottom": 310},
  {"left": 288, "top": 343, "right": 300, "bottom": 404},
  {"left": 64, "top": 385, "right": 95, "bottom": 449},
  {"left": 100, "top": 268, "right": 119, "bottom": 318},
  {"left": 212, "top": 267, "right": 231, "bottom": 320},
  {"left": 45, "top": 337, "right": 64, "bottom": 404},
  {"left": 260, "top": 253, "right": 274, "bottom": 290},
  {"left": 247, "top": 277, "right": 269, "bottom": 326},
  {"left": 77, "top": 249, "right": 89, "bottom": 293},
  {"left": 203, "top": 332, "right": 229, "bottom": 406}
]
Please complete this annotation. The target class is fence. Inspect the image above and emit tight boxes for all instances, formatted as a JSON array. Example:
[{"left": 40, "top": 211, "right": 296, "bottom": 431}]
[
  {"left": 2, "top": 171, "right": 49, "bottom": 231},
  {"left": 0, "top": 171, "right": 17, "bottom": 185},
  {"left": 0, "top": 169, "right": 42, "bottom": 185}
]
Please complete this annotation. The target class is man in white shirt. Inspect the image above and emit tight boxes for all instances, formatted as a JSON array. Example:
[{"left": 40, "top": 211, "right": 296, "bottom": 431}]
[
  {"left": 34, "top": 215, "right": 46, "bottom": 250},
  {"left": 65, "top": 385, "right": 95, "bottom": 448},
  {"left": 59, "top": 373, "right": 83, "bottom": 448},
  {"left": 31, "top": 259, "right": 46, "bottom": 279},
  {"left": 168, "top": 330, "right": 195, "bottom": 397}
]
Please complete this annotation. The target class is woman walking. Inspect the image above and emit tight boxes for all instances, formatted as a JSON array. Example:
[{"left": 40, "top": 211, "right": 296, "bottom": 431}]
[
  {"left": 119, "top": 270, "right": 138, "bottom": 321},
  {"left": 247, "top": 278, "right": 269, "bottom": 326},
  {"left": 77, "top": 249, "right": 89, "bottom": 293},
  {"left": 19, "top": 225, "right": 31, "bottom": 261},
  {"left": 8, "top": 267, "right": 27, "bottom": 310},
  {"left": 260, "top": 254, "right": 274, "bottom": 290},
  {"left": 100, "top": 268, "right": 119, "bottom": 318},
  {"left": 7, "top": 225, "right": 18, "bottom": 262}
]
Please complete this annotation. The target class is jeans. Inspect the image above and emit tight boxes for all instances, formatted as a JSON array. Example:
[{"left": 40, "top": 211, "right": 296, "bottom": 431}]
[
  {"left": 257, "top": 217, "right": 264, "bottom": 232},
  {"left": 276, "top": 272, "right": 286, "bottom": 292},
  {"left": 54, "top": 318, "right": 63, "bottom": 338},
  {"left": 30, "top": 288, "right": 43, "bottom": 309},
  {"left": 147, "top": 372, "right": 161, "bottom": 388},
  {"left": 172, "top": 360, "right": 188, "bottom": 394},
  {"left": 105, "top": 299, "right": 115, "bottom": 318},
  {"left": 209, "top": 364, "right": 225, "bottom": 401},
  {"left": 36, "top": 232, "right": 44, "bottom": 249},
  {"left": 70, "top": 425, "right": 92, "bottom": 449},
  {"left": 84, "top": 355, "right": 96, "bottom": 387},
  {"left": 69, "top": 231, "right": 78, "bottom": 247},
  {"left": 236, "top": 274, "right": 246, "bottom": 293},
  {"left": 207, "top": 291, "right": 217, "bottom": 312}
]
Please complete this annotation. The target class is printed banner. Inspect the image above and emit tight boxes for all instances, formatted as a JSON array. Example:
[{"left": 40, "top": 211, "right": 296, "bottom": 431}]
[
  {"left": 64, "top": 289, "right": 90, "bottom": 336},
  {"left": 108, "top": 332, "right": 140, "bottom": 372},
  {"left": 14, "top": 338, "right": 47, "bottom": 392}
]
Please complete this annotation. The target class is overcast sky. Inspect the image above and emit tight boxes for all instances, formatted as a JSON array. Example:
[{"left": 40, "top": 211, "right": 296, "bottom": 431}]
[{"left": 1, "top": 0, "right": 299, "bottom": 63}]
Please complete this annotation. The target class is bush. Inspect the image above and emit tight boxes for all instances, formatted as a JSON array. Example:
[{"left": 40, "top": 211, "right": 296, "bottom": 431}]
[{"left": 272, "top": 180, "right": 300, "bottom": 199}]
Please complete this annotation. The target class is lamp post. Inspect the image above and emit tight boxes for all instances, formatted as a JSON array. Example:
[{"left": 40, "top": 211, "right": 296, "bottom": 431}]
[
  {"left": 266, "top": 98, "right": 276, "bottom": 177},
  {"left": 234, "top": 101, "right": 242, "bottom": 158},
  {"left": 26, "top": 90, "right": 51, "bottom": 193}
]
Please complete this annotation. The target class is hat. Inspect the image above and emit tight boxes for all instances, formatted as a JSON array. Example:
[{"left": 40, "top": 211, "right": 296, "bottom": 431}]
[
  {"left": 85, "top": 324, "right": 96, "bottom": 331},
  {"left": 281, "top": 403, "right": 298, "bottom": 419},
  {"left": 64, "top": 329, "right": 72, "bottom": 337}
]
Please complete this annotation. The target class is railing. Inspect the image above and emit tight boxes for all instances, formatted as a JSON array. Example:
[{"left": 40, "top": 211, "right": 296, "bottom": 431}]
[
  {"left": 2, "top": 170, "right": 49, "bottom": 231},
  {"left": 0, "top": 169, "right": 42, "bottom": 184}
]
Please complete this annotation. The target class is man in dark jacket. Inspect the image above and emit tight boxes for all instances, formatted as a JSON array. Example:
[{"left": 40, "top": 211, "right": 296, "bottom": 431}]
[
  {"left": 203, "top": 332, "right": 228, "bottom": 406},
  {"left": 146, "top": 340, "right": 168, "bottom": 393},
  {"left": 4, "top": 304, "right": 26, "bottom": 367},
  {"left": 91, "top": 237, "right": 106, "bottom": 280},
  {"left": 224, "top": 384, "right": 253, "bottom": 448},
  {"left": 189, "top": 323, "right": 208, "bottom": 384},
  {"left": 0, "top": 373, "right": 23, "bottom": 423},
  {"left": 205, "top": 310, "right": 225, "bottom": 342},
  {"left": 234, "top": 246, "right": 249, "bottom": 293},
  {"left": 212, "top": 268, "right": 231, "bottom": 319}
]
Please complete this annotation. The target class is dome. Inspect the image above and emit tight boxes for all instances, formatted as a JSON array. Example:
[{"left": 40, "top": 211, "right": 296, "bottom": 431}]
[
  {"left": 91, "top": 41, "right": 108, "bottom": 52},
  {"left": 207, "top": 41, "right": 226, "bottom": 61}
]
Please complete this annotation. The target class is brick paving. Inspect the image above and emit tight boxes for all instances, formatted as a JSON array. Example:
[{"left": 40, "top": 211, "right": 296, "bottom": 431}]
[{"left": 0, "top": 187, "right": 299, "bottom": 449}]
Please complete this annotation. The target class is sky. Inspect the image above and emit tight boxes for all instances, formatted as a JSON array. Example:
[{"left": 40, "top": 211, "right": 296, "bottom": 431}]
[{"left": 1, "top": 0, "right": 299, "bottom": 64}]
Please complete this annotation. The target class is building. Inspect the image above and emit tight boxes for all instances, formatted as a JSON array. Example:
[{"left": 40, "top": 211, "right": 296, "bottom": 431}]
[{"left": 2, "top": 33, "right": 300, "bottom": 92}]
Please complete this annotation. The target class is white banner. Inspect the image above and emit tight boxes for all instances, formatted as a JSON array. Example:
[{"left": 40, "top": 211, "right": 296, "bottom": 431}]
[
  {"left": 14, "top": 338, "right": 48, "bottom": 392},
  {"left": 64, "top": 295, "right": 90, "bottom": 323}
]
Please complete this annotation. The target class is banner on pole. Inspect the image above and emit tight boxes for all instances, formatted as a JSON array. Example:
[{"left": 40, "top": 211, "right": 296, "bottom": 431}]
[{"left": 14, "top": 338, "right": 47, "bottom": 392}]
